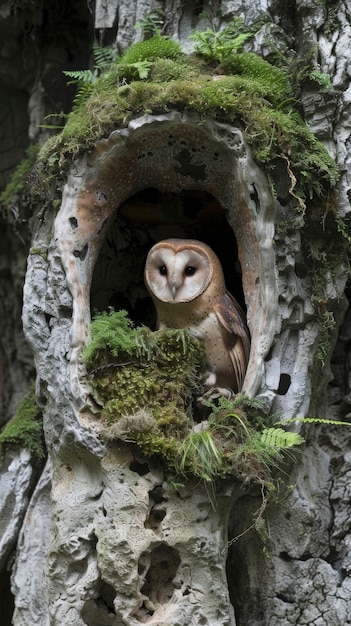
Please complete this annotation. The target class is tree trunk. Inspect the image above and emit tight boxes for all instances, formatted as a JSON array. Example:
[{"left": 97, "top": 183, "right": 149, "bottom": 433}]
[{"left": 1, "top": 1, "right": 351, "bottom": 625}]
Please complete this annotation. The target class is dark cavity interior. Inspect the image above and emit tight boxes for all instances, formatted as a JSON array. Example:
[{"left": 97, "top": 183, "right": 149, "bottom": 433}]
[{"left": 91, "top": 187, "right": 244, "bottom": 327}]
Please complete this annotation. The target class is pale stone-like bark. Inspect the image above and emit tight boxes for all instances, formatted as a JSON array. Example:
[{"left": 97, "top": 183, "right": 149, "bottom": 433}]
[
  {"left": 0, "top": 449, "right": 36, "bottom": 568},
  {"left": 11, "top": 460, "right": 51, "bottom": 626}
]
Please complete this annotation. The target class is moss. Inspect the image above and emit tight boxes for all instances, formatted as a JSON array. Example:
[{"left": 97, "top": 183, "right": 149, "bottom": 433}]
[
  {"left": 0, "top": 386, "right": 45, "bottom": 460},
  {"left": 220, "top": 52, "right": 291, "bottom": 106},
  {"left": 85, "top": 309, "right": 206, "bottom": 439},
  {"left": 0, "top": 144, "right": 40, "bottom": 211},
  {"left": 33, "top": 35, "right": 338, "bottom": 212},
  {"left": 301, "top": 211, "right": 350, "bottom": 365},
  {"left": 121, "top": 34, "right": 182, "bottom": 64},
  {"left": 29, "top": 247, "right": 48, "bottom": 260},
  {"left": 85, "top": 311, "right": 301, "bottom": 484}
]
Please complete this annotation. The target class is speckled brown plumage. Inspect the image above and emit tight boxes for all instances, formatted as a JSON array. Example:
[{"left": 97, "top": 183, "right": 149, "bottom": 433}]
[{"left": 145, "top": 238, "right": 250, "bottom": 393}]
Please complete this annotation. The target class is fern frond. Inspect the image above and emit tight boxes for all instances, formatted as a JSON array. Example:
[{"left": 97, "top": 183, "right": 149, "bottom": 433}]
[
  {"left": 71, "top": 83, "right": 94, "bottom": 109},
  {"left": 63, "top": 69, "right": 95, "bottom": 85},
  {"left": 261, "top": 427, "right": 304, "bottom": 449},
  {"left": 92, "top": 43, "right": 116, "bottom": 69},
  {"left": 280, "top": 417, "right": 351, "bottom": 427}
]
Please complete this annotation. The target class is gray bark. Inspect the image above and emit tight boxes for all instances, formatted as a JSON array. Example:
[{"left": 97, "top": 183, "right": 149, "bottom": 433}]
[{"left": 1, "top": 1, "right": 351, "bottom": 625}]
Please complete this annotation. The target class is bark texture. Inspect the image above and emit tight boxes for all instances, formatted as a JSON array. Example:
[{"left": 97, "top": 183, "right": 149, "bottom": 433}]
[{"left": 1, "top": 1, "right": 351, "bottom": 625}]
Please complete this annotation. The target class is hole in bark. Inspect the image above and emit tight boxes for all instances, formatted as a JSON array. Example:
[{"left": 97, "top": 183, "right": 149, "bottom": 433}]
[
  {"left": 98, "top": 582, "right": 116, "bottom": 613},
  {"left": 136, "top": 544, "right": 181, "bottom": 621},
  {"left": 82, "top": 582, "right": 116, "bottom": 623},
  {"left": 174, "top": 148, "right": 207, "bottom": 180},
  {"left": 73, "top": 243, "right": 89, "bottom": 261},
  {"left": 91, "top": 187, "right": 245, "bottom": 327},
  {"left": 279, "top": 551, "right": 293, "bottom": 561},
  {"left": 145, "top": 486, "right": 167, "bottom": 530},
  {"left": 129, "top": 460, "right": 150, "bottom": 476},
  {"left": 144, "top": 507, "right": 167, "bottom": 530},
  {"left": 295, "top": 262, "right": 308, "bottom": 278},
  {"left": 277, "top": 373, "right": 291, "bottom": 395},
  {"left": 148, "top": 485, "right": 165, "bottom": 504},
  {"left": 59, "top": 306, "right": 73, "bottom": 319},
  {"left": 0, "top": 568, "right": 14, "bottom": 626},
  {"left": 276, "top": 592, "right": 295, "bottom": 604},
  {"left": 193, "top": 2, "right": 204, "bottom": 16},
  {"left": 69, "top": 216, "right": 79, "bottom": 229}
]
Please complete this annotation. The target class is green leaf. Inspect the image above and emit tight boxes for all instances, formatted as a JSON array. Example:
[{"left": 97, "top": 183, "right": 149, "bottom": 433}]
[{"left": 260, "top": 427, "right": 304, "bottom": 449}]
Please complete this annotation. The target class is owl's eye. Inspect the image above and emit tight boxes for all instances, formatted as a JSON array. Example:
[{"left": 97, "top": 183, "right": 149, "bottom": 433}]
[
  {"left": 159, "top": 265, "right": 168, "bottom": 276},
  {"left": 185, "top": 266, "right": 196, "bottom": 276}
]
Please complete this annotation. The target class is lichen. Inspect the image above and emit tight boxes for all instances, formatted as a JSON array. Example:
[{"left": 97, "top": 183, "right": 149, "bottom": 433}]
[{"left": 0, "top": 385, "right": 45, "bottom": 460}]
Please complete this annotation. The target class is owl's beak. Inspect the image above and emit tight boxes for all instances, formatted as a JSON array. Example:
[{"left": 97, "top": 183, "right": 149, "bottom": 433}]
[{"left": 171, "top": 282, "right": 178, "bottom": 300}]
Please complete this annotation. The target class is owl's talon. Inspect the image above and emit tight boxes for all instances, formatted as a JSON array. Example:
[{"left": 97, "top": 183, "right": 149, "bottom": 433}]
[{"left": 197, "top": 385, "right": 234, "bottom": 408}]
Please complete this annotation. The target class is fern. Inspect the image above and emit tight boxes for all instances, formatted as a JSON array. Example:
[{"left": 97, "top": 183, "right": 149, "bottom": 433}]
[
  {"left": 260, "top": 427, "right": 304, "bottom": 449},
  {"left": 135, "top": 9, "right": 164, "bottom": 37},
  {"left": 280, "top": 417, "right": 351, "bottom": 427},
  {"left": 92, "top": 43, "right": 116, "bottom": 69},
  {"left": 63, "top": 69, "right": 95, "bottom": 84},
  {"left": 190, "top": 17, "right": 253, "bottom": 63},
  {"left": 121, "top": 60, "right": 152, "bottom": 80},
  {"left": 191, "top": 28, "right": 251, "bottom": 62},
  {"left": 63, "top": 44, "right": 117, "bottom": 110}
]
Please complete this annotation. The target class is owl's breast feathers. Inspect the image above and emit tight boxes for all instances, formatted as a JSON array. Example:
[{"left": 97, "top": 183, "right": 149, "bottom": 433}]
[{"left": 157, "top": 291, "right": 250, "bottom": 393}]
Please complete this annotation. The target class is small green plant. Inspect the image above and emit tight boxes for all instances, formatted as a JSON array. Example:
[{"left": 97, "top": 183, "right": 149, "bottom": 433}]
[
  {"left": 176, "top": 430, "right": 222, "bottom": 482},
  {"left": 280, "top": 416, "right": 351, "bottom": 427},
  {"left": 63, "top": 43, "right": 117, "bottom": 110},
  {"left": 309, "top": 69, "right": 332, "bottom": 90},
  {"left": 0, "top": 386, "right": 45, "bottom": 460},
  {"left": 83, "top": 308, "right": 139, "bottom": 368},
  {"left": 117, "top": 34, "right": 183, "bottom": 81},
  {"left": 135, "top": 9, "right": 164, "bottom": 37},
  {"left": 190, "top": 26, "right": 252, "bottom": 62}
]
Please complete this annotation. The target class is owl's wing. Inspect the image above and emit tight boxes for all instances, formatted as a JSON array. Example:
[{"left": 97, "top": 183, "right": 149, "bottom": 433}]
[{"left": 214, "top": 291, "right": 250, "bottom": 391}]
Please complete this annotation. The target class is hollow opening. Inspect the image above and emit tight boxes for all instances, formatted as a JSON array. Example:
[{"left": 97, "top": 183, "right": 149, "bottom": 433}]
[
  {"left": 81, "top": 581, "right": 117, "bottom": 624},
  {"left": 91, "top": 187, "right": 245, "bottom": 327},
  {"left": 135, "top": 544, "right": 181, "bottom": 622}
]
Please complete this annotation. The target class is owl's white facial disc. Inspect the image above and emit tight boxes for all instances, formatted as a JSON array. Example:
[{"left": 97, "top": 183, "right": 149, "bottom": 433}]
[{"left": 146, "top": 246, "right": 213, "bottom": 303}]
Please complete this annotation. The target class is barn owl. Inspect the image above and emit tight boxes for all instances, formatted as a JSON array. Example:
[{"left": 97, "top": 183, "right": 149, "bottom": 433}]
[{"left": 144, "top": 238, "right": 250, "bottom": 394}]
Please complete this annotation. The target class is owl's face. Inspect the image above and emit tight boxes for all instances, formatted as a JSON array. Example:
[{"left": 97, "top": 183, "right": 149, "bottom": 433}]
[{"left": 145, "top": 239, "right": 216, "bottom": 303}]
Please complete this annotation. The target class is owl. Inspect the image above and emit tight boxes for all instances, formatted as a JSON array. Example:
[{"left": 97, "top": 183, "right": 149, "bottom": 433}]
[{"left": 144, "top": 238, "right": 250, "bottom": 394}]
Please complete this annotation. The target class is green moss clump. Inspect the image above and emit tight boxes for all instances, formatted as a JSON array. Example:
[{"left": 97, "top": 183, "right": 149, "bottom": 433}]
[
  {"left": 117, "top": 34, "right": 183, "bottom": 81},
  {"left": 120, "top": 34, "right": 182, "bottom": 65},
  {"left": 85, "top": 309, "right": 206, "bottom": 442},
  {"left": 0, "top": 386, "right": 45, "bottom": 460},
  {"left": 220, "top": 52, "right": 291, "bottom": 106},
  {"left": 0, "top": 145, "right": 40, "bottom": 211}
]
